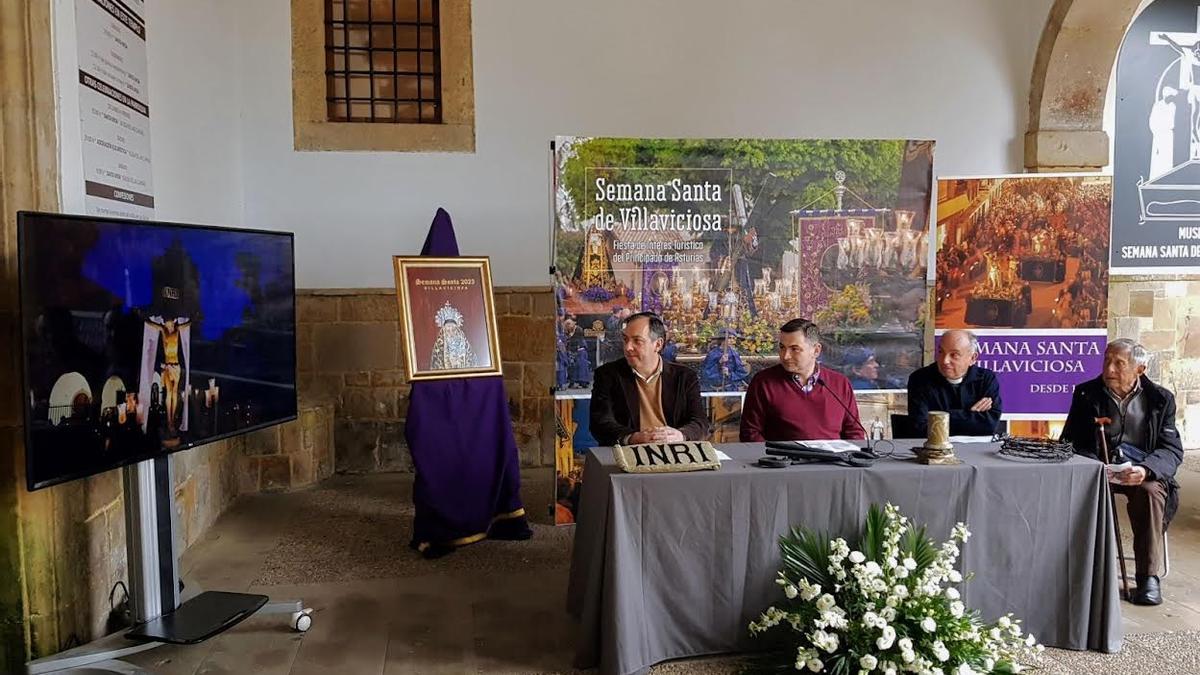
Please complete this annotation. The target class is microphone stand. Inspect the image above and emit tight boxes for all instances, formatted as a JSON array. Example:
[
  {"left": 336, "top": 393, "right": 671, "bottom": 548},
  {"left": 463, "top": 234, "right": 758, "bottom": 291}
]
[
  {"left": 1095, "top": 415, "right": 1131, "bottom": 600},
  {"left": 816, "top": 378, "right": 873, "bottom": 453}
]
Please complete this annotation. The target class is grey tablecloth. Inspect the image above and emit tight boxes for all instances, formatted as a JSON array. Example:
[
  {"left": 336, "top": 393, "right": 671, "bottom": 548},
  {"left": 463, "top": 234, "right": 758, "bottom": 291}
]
[{"left": 567, "top": 442, "right": 1123, "bottom": 675}]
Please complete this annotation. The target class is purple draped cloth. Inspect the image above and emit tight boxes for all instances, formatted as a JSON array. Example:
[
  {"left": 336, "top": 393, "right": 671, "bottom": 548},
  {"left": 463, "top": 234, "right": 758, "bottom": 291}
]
[{"left": 406, "top": 208, "right": 531, "bottom": 553}]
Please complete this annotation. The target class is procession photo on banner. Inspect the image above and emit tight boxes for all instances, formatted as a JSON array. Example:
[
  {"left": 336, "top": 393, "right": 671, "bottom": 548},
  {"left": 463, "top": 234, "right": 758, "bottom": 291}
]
[
  {"left": 933, "top": 175, "right": 1112, "bottom": 418},
  {"left": 935, "top": 175, "right": 1111, "bottom": 330},
  {"left": 552, "top": 137, "right": 935, "bottom": 398}
]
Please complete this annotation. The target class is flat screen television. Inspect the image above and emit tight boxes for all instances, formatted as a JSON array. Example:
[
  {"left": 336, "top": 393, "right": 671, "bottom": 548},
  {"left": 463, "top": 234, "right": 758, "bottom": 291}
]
[{"left": 18, "top": 211, "right": 297, "bottom": 491}]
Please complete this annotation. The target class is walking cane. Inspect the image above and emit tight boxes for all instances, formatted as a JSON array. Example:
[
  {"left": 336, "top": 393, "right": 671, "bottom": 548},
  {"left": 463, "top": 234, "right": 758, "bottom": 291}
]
[{"left": 1095, "top": 416, "right": 1131, "bottom": 600}]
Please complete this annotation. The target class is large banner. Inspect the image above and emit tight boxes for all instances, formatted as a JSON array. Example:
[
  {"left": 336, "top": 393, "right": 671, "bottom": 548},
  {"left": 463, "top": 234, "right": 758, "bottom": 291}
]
[
  {"left": 1112, "top": 0, "right": 1200, "bottom": 274},
  {"left": 551, "top": 137, "right": 934, "bottom": 524},
  {"left": 935, "top": 175, "right": 1111, "bottom": 418},
  {"left": 552, "top": 137, "right": 934, "bottom": 396}
]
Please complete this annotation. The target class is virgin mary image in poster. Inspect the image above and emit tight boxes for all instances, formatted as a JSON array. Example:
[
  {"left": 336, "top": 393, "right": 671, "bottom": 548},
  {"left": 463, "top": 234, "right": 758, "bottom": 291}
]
[{"left": 393, "top": 256, "right": 503, "bottom": 381}]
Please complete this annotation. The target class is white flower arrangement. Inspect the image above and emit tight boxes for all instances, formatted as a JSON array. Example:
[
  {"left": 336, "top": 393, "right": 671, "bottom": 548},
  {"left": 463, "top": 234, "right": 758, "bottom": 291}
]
[{"left": 750, "top": 504, "right": 1043, "bottom": 674}]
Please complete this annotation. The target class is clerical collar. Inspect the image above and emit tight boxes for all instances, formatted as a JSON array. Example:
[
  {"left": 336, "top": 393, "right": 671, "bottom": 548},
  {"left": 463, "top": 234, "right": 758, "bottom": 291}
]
[
  {"left": 791, "top": 365, "right": 821, "bottom": 394},
  {"left": 943, "top": 367, "right": 968, "bottom": 386},
  {"left": 632, "top": 357, "right": 663, "bottom": 384}
]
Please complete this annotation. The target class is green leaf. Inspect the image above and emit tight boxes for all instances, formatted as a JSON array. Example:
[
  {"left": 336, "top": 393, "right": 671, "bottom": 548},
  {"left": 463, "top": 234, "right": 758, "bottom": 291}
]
[
  {"left": 779, "top": 526, "right": 834, "bottom": 589},
  {"left": 899, "top": 524, "right": 938, "bottom": 572},
  {"left": 862, "top": 504, "right": 888, "bottom": 562}
]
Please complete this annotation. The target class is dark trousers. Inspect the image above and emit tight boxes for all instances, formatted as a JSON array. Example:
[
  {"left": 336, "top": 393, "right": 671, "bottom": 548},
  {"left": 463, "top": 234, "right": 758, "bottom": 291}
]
[{"left": 1112, "top": 479, "right": 1167, "bottom": 577}]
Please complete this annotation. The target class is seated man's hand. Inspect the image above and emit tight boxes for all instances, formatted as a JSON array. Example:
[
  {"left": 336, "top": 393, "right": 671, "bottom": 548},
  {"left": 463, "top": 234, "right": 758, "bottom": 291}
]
[
  {"left": 625, "top": 431, "right": 656, "bottom": 445},
  {"left": 648, "top": 426, "right": 686, "bottom": 442},
  {"left": 969, "top": 397, "right": 994, "bottom": 413},
  {"left": 1111, "top": 465, "right": 1148, "bottom": 486}
]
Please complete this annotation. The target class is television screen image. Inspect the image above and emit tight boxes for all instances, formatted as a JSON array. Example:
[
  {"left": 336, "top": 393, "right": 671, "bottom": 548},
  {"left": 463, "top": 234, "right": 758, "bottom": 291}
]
[{"left": 18, "top": 212, "right": 297, "bottom": 491}]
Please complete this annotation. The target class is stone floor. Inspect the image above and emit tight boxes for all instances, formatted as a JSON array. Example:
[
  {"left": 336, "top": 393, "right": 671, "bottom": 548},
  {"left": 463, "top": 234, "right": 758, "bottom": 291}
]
[{"left": 93, "top": 458, "right": 1200, "bottom": 674}]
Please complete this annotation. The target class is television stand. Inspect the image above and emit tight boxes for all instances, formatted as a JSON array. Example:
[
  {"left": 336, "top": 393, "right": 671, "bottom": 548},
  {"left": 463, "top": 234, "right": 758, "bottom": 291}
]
[
  {"left": 25, "top": 458, "right": 313, "bottom": 674},
  {"left": 125, "top": 591, "right": 268, "bottom": 644},
  {"left": 125, "top": 594, "right": 313, "bottom": 644},
  {"left": 25, "top": 598, "right": 314, "bottom": 674}
]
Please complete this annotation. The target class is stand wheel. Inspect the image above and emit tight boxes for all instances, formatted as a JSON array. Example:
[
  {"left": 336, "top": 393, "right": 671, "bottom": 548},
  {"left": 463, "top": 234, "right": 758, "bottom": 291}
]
[{"left": 291, "top": 609, "right": 313, "bottom": 632}]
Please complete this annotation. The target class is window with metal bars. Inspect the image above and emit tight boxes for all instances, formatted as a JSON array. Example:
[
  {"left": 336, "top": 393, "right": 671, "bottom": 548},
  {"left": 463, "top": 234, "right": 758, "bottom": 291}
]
[{"left": 325, "top": 0, "right": 442, "bottom": 124}]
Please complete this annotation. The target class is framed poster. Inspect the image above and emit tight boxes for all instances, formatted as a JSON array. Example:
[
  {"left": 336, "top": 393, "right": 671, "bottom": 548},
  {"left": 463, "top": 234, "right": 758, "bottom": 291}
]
[{"left": 392, "top": 256, "right": 503, "bottom": 381}]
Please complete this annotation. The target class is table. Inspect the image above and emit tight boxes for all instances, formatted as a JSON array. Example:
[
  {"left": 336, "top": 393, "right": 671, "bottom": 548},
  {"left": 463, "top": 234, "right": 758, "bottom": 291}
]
[{"left": 567, "top": 442, "right": 1123, "bottom": 675}]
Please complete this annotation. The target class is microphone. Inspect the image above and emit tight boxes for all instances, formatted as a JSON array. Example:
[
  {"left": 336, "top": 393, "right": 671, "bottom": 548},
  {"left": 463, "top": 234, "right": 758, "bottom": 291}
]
[{"left": 816, "top": 377, "right": 873, "bottom": 452}]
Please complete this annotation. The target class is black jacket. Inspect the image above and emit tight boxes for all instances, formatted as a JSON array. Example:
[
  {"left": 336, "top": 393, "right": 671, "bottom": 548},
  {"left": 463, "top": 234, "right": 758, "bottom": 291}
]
[
  {"left": 906, "top": 364, "right": 1002, "bottom": 437},
  {"left": 1061, "top": 375, "right": 1182, "bottom": 523},
  {"left": 589, "top": 359, "right": 709, "bottom": 446}
]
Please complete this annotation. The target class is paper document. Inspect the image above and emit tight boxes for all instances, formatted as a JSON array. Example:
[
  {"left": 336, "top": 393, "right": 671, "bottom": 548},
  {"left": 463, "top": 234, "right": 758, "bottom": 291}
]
[
  {"left": 800, "top": 439, "right": 861, "bottom": 453},
  {"left": 947, "top": 436, "right": 994, "bottom": 444},
  {"left": 1106, "top": 461, "right": 1133, "bottom": 482},
  {"left": 716, "top": 450, "right": 732, "bottom": 461}
]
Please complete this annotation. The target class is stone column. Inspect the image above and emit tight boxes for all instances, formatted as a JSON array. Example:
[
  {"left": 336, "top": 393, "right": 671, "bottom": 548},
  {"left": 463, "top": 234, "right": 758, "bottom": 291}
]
[
  {"left": 1, "top": 0, "right": 61, "bottom": 666},
  {"left": 1025, "top": 0, "right": 1141, "bottom": 172}
]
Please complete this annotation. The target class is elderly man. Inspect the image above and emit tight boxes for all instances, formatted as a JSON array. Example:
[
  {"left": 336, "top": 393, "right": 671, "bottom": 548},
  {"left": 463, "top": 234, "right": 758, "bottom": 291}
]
[
  {"left": 907, "top": 329, "right": 1002, "bottom": 437},
  {"left": 1061, "top": 339, "right": 1182, "bottom": 606},
  {"left": 590, "top": 312, "right": 709, "bottom": 446},
  {"left": 740, "top": 318, "right": 865, "bottom": 441}
]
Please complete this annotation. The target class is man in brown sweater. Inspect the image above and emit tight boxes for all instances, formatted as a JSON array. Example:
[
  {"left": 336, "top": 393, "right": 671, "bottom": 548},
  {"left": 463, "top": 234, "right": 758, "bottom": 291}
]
[{"left": 590, "top": 312, "right": 709, "bottom": 446}]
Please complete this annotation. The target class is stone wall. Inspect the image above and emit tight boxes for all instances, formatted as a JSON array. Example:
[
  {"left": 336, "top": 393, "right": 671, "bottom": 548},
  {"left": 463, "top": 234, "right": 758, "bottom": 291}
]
[
  {"left": 1109, "top": 278, "right": 1200, "bottom": 449},
  {"left": 235, "top": 404, "right": 336, "bottom": 496},
  {"left": 298, "top": 287, "right": 556, "bottom": 473}
]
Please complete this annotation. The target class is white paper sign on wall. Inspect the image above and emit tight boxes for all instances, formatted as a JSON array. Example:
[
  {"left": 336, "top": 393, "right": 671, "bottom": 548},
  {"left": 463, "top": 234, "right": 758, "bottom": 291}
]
[{"left": 73, "top": 0, "right": 154, "bottom": 219}]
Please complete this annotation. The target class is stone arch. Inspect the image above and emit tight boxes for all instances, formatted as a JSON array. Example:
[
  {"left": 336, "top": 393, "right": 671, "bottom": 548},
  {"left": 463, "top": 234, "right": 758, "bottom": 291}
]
[{"left": 1026, "top": 0, "right": 1143, "bottom": 170}]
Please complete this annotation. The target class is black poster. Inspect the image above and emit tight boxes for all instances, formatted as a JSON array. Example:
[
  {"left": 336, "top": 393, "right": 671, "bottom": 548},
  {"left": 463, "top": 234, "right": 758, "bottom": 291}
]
[{"left": 1113, "top": 0, "right": 1200, "bottom": 273}]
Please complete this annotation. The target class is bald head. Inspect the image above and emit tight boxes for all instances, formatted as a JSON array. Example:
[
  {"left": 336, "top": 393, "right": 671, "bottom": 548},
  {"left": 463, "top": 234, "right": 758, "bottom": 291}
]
[
  {"left": 936, "top": 330, "right": 980, "bottom": 381},
  {"left": 942, "top": 330, "right": 979, "bottom": 353}
]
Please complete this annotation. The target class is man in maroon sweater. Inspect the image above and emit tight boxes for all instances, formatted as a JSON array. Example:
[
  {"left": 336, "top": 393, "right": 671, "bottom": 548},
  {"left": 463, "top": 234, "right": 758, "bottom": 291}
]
[{"left": 740, "top": 318, "right": 866, "bottom": 441}]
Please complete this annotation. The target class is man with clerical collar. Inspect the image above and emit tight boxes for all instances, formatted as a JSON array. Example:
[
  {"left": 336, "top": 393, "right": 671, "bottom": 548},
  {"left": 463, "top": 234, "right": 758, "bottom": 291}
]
[
  {"left": 739, "top": 318, "right": 866, "bottom": 441},
  {"left": 1061, "top": 339, "right": 1182, "bottom": 606},
  {"left": 590, "top": 312, "right": 709, "bottom": 446},
  {"left": 906, "top": 329, "right": 1002, "bottom": 437}
]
